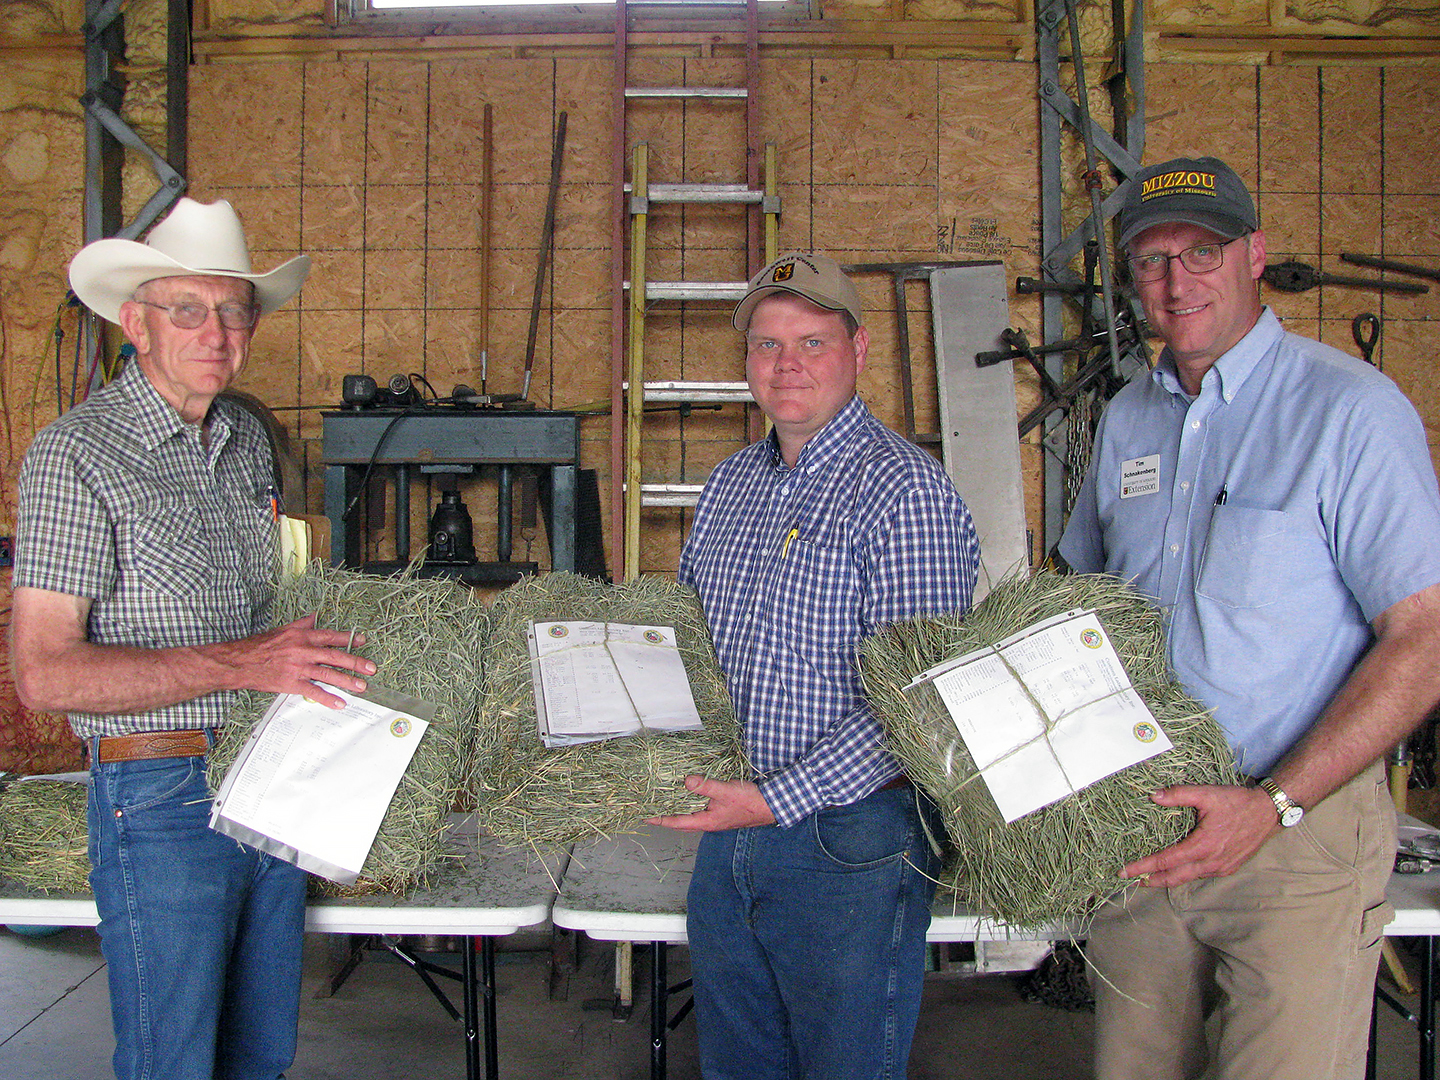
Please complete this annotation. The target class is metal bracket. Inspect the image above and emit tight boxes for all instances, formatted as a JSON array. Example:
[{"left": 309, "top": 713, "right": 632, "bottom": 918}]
[{"left": 80, "top": 92, "right": 186, "bottom": 240}]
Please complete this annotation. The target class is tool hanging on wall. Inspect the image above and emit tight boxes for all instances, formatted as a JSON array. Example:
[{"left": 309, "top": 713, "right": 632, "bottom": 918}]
[
  {"left": 1352, "top": 312, "right": 1381, "bottom": 368},
  {"left": 479, "top": 103, "right": 494, "bottom": 399},
  {"left": 1340, "top": 252, "right": 1440, "bottom": 285},
  {"left": 1262, "top": 260, "right": 1428, "bottom": 295},
  {"left": 521, "top": 110, "right": 568, "bottom": 406}
]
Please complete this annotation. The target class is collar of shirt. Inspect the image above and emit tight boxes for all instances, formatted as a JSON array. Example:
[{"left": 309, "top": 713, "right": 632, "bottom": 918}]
[
  {"left": 765, "top": 394, "right": 869, "bottom": 476},
  {"left": 1150, "top": 306, "right": 1283, "bottom": 405},
  {"left": 111, "top": 360, "right": 236, "bottom": 461}
]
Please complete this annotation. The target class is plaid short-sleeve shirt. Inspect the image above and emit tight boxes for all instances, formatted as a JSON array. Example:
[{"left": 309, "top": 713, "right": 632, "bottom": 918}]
[
  {"left": 679, "top": 396, "right": 980, "bottom": 827},
  {"left": 15, "top": 362, "right": 279, "bottom": 738}
]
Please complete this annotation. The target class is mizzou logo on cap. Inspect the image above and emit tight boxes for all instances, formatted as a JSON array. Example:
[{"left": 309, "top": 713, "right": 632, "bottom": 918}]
[
  {"left": 1140, "top": 169, "right": 1218, "bottom": 201},
  {"left": 772, "top": 264, "right": 795, "bottom": 283}
]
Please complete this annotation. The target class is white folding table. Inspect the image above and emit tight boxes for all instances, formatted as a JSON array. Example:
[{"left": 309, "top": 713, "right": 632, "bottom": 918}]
[
  {"left": 0, "top": 817, "right": 566, "bottom": 1080},
  {"left": 554, "top": 825, "right": 1440, "bottom": 1080}
]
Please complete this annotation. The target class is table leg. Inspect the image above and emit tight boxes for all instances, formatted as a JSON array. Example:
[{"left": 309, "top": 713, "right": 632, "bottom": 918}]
[
  {"left": 1423, "top": 935, "right": 1435, "bottom": 1080},
  {"left": 1367, "top": 992, "right": 1377, "bottom": 1080},
  {"left": 462, "top": 936, "right": 481, "bottom": 1080},
  {"left": 484, "top": 936, "right": 499, "bottom": 1080},
  {"left": 651, "top": 941, "right": 667, "bottom": 1080}
]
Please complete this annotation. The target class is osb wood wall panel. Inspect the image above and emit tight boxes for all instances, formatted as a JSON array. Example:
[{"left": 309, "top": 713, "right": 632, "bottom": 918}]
[
  {"left": 1142, "top": 63, "right": 1440, "bottom": 453},
  {"left": 177, "top": 53, "right": 1440, "bottom": 577}
]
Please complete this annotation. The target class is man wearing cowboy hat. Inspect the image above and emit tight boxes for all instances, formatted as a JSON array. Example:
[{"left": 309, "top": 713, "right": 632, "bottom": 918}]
[{"left": 11, "top": 198, "right": 374, "bottom": 1080}]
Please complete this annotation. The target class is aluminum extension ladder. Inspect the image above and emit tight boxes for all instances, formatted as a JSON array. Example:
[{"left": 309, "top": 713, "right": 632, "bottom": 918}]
[{"left": 607, "top": 0, "right": 780, "bottom": 579}]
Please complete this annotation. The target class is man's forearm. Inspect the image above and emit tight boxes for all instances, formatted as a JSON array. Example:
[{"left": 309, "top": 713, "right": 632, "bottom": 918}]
[{"left": 14, "top": 637, "right": 246, "bottom": 716}]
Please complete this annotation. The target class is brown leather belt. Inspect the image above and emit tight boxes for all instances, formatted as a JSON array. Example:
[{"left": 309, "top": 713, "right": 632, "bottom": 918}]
[
  {"left": 95, "top": 729, "right": 211, "bottom": 764},
  {"left": 879, "top": 774, "right": 911, "bottom": 792}
]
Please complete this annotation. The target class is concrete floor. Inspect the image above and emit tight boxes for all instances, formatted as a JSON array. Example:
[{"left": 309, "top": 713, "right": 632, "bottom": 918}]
[{"left": 0, "top": 924, "right": 1429, "bottom": 1079}]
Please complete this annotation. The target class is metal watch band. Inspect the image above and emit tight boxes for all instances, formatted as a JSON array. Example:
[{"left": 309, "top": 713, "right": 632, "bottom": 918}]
[{"left": 1258, "top": 777, "right": 1304, "bottom": 828}]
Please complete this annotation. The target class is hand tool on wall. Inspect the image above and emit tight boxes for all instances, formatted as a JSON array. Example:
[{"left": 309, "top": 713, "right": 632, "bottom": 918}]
[
  {"left": 522, "top": 110, "right": 568, "bottom": 404},
  {"left": 462, "top": 103, "right": 526, "bottom": 408},
  {"left": 1262, "top": 260, "right": 1428, "bottom": 295},
  {"left": 480, "top": 103, "right": 494, "bottom": 398},
  {"left": 1340, "top": 252, "right": 1440, "bottom": 285},
  {"left": 1352, "top": 312, "right": 1380, "bottom": 368}
]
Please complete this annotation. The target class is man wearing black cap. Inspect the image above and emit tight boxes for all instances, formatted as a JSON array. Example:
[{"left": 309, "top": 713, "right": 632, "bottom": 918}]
[
  {"left": 12, "top": 198, "right": 374, "bottom": 1080},
  {"left": 1061, "top": 157, "right": 1440, "bottom": 1077},
  {"left": 652, "top": 252, "right": 980, "bottom": 1078}
]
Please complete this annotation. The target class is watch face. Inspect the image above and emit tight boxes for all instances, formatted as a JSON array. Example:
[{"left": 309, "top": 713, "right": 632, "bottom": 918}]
[{"left": 1280, "top": 805, "right": 1304, "bottom": 827}]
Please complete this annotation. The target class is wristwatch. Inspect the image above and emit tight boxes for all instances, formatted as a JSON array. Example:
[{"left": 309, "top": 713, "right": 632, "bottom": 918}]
[{"left": 1258, "top": 777, "right": 1304, "bottom": 828}]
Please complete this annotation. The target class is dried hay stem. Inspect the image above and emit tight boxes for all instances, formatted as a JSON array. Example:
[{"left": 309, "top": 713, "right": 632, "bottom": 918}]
[
  {"left": 473, "top": 573, "right": 747, "bottom": 846},
  {"left": 860, "top": 570, "right": 1239, "bottom": 929}
]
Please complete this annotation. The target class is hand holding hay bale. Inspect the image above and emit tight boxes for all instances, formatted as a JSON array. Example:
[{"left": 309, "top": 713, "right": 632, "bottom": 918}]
[
  {"left": 207, "top": 563, "right": 489, "bottom": 896},
  {"left": 0, "top": 776, "right": 91, "bottom": 894},
  {"left": 859, "top": 570, "right": 1240, "bottom": 929},
  {"left": 473, "top": 573, "right": 747, "bottom": 846}
]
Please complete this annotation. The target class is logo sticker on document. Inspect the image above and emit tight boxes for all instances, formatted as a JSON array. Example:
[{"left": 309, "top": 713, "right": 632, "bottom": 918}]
[{"left": 1120, "top": 455, "right": 1160, "bottom": 499}]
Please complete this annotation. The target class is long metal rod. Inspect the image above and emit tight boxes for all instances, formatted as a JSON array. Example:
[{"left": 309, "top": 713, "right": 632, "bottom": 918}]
[
  {"left": 166, "top": 0, "right": 188, "bottom": 178},
  {"left": 1062, "top": 0, "right": 1123, "bottom": 379},
  {"left": 480, "top": 103, "right": 493, "bottom": 394},
  {"left": 1037, "top": 9, "right": 1067, "bottom": 556},
  {"left": 523, "top": 111, "right": 567, "bottom": 402}
]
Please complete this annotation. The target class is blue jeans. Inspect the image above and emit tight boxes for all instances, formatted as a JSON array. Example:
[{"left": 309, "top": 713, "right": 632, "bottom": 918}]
[
  {"left": 686, "top": 784, "right": 942, "bottom": 1080},
  {"left": 88, "top": 751, "right": 307, "bottom": 1080}
]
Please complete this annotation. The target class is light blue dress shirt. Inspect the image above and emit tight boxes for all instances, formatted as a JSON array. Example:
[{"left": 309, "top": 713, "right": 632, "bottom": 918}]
[{"left": 1061, "top": 308, "right": 1440, "bottom": 775}]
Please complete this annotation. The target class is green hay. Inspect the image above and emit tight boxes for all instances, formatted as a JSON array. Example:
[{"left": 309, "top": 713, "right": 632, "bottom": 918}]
[
  {"left": 473, "top": 572, "right": 747, "bottom": 846},
  {"left": 208, "top": 563, "right": 489, "bottom": 896},
  {"left": 0, "top": 777, "right": 90, "bottom": 894},
  {"left": 859, "top": 570, "right": 1240, "bottom": 929}
]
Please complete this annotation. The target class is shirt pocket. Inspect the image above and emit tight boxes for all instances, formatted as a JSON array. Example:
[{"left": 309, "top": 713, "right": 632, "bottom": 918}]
[
  {"left": 1195, "top": 505, "right": 1305, "bottom": 609},
  {"left": 764, "top": 540, "right": 862, "bottom": 670},
  {"left": 122, "top": 509, "right": 215, "bottom": 598}
]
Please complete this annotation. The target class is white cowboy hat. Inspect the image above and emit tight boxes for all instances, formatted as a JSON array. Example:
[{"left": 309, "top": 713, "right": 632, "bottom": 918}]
[{"left": 68, "top": 197, "right": 311, "bottom": 325}]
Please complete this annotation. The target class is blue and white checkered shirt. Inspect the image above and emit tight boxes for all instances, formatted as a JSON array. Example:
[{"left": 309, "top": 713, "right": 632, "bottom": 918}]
[
  {"left": 679, "top": 396, "right": 980, "bottom": 827},
  {"left": 15, "top": 361, "right": 279, "bottom": 738}
]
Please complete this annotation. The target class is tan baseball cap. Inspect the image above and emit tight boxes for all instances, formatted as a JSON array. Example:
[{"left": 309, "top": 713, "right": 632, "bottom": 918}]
[{"left": 732, "top": 252, "right": 864, "bottom": 332}]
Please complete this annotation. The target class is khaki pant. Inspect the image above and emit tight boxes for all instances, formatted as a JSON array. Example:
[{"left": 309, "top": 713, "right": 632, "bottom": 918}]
[{"left": 1087, "top": 763, "right": 1396, "bottom": 1080}]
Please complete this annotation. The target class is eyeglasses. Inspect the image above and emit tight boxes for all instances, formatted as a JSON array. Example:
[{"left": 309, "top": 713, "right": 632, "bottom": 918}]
[
  {"left": 136, "top": 300, "right": 259, "bottom": 331},
  {"left": 1125, "top": 237, "right": 1244, "bottom": 284}
]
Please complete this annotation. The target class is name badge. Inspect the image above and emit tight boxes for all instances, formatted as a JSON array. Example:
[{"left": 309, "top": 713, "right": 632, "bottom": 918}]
[{"left": 1120, "top": 455, "right": 1160, "bottom": 499}]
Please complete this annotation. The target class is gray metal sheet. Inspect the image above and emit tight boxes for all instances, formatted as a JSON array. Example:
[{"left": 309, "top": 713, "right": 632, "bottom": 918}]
[{"left": 932, "top": 263, "right": 1030, "bottom": 599}]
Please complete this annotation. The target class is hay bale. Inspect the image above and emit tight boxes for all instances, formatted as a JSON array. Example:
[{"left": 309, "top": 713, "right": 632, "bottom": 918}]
[
  {"left": 859, "top": 570, "right": 1240, "bottom": 929},
  {"left": 208, "top": 563, "right": 489, "bottom": 896},
  {"left": 0, "top": 777, "right": 90, "bottom": 894},
  {"left": 473, "top": 573, "right": 747, "bottom": 846}
]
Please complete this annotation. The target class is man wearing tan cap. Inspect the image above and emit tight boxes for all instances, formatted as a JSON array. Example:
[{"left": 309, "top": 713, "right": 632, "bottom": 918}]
[
  {"left": 1062, "top": 157, "right": 1440, "bottom": 1078},
  {"left": 652, "top": 252, "right": 981, "bottom": 1077},
  {"left": 11, "top": 198, "right": 374, "bottom": 1080}
]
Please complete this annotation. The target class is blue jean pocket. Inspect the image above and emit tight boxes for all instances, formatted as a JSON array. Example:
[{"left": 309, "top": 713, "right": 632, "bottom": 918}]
[
  {"left": 812, "top": 790, "right": 914, "bottom": 868},
  {"left": 100, "top": 756, "right": 206, "bottom": 816}
]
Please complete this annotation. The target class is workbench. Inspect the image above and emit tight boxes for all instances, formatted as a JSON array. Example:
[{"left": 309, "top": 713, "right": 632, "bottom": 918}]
[
  {"left": 0, "top": 818, "right": 567, "bottom": 1080},
  {"left": 321, "top": 409, "right": 582, "bottom": 575},
  {"left": 553, "top": 825, "right": 1440, "bottom": 1080}
]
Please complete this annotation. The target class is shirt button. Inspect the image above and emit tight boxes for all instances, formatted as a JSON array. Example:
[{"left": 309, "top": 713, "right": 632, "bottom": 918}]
[
  {"left": 1180, "top": 481, "right": 1190, "bottom": 492},
  {"left": 1191, "top": 420, "right": 1201, "bottom": 430},
  {"left": 1169, "top": 544, "right": 1179, "bottom": 554}
]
